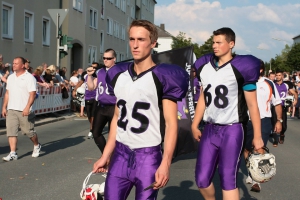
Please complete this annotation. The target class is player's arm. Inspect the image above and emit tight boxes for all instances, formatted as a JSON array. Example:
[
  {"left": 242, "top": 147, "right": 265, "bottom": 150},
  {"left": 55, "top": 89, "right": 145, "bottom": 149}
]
[
  {"left": 86, "top": 67, "right": 97, "bottom": 91},
  {"left": 72, "top": 80, "right": 83, "bottom": 98},
  {"left": 191, "top": 86, "right": 205, "bottom": 142},
  {"left": 244, "top": 90, "right": 264, "bottom": 151},
  {"left": 2, "top": 90, "right": 9, "bottom": 117},
  {"left": 274, "top": 104, "right": 282, "bottom": 133},
  {"left": 93, "top": 105, "right": 118, "bottom": 173},
  {"left": 23, "top": 91, "right": 36, "bottom": 116},
  {"left": 289, "top": 88, "right": 298, "bottom": 106},
  {"left": 154, "top": 99, "right": 178, "bottom": 190}
]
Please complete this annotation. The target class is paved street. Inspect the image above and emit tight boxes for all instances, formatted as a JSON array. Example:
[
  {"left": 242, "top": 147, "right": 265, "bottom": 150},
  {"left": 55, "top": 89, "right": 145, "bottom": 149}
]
[{"left": 0, "top": 117, "right": 300, "bottom": 200}]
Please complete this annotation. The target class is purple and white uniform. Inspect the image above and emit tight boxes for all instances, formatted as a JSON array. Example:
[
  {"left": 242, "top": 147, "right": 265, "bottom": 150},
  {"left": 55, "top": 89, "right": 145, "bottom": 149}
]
[
  {"left": 84, "top": 74, "right": 96, "bottom": 100},
  {"left": 193, "top": 77, "right": 201, "bottom": 103},
  {"left": 105, "top": 62, "right": 189, "bottom": 199},
  {"left": 194, "top": 53, "right": 260, "bottom": 190}
]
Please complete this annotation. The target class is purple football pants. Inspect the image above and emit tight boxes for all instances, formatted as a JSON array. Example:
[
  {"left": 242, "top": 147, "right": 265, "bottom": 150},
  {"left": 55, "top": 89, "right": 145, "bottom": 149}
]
[
  {"left": 105, "top": 141, "right": 162, "bottom": 200},
  {"left": 195, "top": 123, "right": 244, "bottom": 190}
]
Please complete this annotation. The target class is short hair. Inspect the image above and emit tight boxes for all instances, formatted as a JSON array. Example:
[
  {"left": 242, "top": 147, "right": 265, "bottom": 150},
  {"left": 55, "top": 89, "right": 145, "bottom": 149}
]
[
  {"left": 268, "top": 72, "right": 275, "bottom": 76},
  {"left": 276, "top": 70, "right": 284, "bottom": 74},
  {"left": 213, "top": 27, "right": 235, "bottom": 43},
  {"left": 259, "top": 60, "right": 265, "bottom": 76},
  {"left": 14, "top": 56, "right": 27, "bottom": 64},
  {"left": 71, "top": 70, "right": 78, "bottom": 76},
  {"left": 129, "top": 20, "right": 158, "bottom": 43},
  {"left": 104, "top": 49, "right": 116, "bottom": 58}
]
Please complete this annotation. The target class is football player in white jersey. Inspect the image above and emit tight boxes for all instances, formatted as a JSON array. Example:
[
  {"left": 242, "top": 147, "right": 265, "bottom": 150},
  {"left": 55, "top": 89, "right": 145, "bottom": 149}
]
[
  {"left": 192, "top": 27, "right": 264, "bottom": 200},
  {"left": 243, "top": 60, "right": 282, "bottom": 192},
  {"left": 92, "top": 20, "right": 189, "bottom": 199}
]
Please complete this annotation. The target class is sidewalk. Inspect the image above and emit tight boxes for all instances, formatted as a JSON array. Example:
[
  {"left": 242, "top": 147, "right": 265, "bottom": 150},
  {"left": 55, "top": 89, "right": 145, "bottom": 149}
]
[{"left": 0, "top": 110, "right": 81, "bottom": 136}]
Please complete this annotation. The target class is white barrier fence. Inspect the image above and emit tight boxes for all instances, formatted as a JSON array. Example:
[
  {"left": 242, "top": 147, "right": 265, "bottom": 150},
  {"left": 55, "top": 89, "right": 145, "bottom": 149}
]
[{"left": 0, "top": 85, "right": 71, "bottom": 120}]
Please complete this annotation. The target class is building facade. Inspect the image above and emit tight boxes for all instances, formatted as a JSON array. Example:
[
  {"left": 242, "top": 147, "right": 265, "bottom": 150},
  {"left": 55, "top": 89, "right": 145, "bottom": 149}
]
[
  {"left": 292, "top": 34, "right": 300, "bottom": 44},
  {"left": 0, "top": 0, "right": 156, "bottom": 77}
]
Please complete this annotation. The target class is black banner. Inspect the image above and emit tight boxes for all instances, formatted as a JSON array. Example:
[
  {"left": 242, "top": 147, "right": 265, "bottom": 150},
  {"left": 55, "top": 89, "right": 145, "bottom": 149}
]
[{"left": 152, "top": 46, "right": 198, "bottom": 157}]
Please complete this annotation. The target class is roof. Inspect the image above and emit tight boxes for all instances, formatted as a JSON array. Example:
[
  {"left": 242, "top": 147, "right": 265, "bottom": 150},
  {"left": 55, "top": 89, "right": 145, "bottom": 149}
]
[
  {"left": 292, "top": 34, "right": 300, "bottom": 40},
  {"left": 156, "top": 24, "right": 173, "bottom": 38}
]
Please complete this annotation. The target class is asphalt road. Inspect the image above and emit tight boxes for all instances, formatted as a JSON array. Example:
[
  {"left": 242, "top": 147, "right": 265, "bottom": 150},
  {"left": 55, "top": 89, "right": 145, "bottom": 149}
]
[{"left": 0, "top": 117, "right": 300, "bottom": 200}]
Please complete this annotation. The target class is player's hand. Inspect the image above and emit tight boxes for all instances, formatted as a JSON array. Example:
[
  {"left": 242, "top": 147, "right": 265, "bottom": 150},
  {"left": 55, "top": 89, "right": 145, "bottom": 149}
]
[
  {"left": 274, "top": 121, "right": 282, "bottom": 133},
  {"left": 252, "top": 136, "right": 264, "bottom": 151},
  {"left": 22, "top": 108, "right": 30, "bottom": 116},
  {"left": 72, "top": 90, "right": 76, "bottom": 98},
  {"left": 153, "top": 162, "right": 170, "bottom": 190},
  {"left": 2, "top": 108, "right": 7, "bottom": 118},
  {"left": 191, "top": 125, "right": 202, "bottom": 142},
  {"left": 93, "top": 157, "right": 109, "bottom": 173},
  {"left": 86, "top": 67, "right": 95, "bottom": 76}
]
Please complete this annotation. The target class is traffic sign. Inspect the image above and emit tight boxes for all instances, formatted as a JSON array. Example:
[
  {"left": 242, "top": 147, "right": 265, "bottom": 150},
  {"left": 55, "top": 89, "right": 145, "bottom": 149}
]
[{"left": 48, "top": 9, "right": 68, "bottom": 28}]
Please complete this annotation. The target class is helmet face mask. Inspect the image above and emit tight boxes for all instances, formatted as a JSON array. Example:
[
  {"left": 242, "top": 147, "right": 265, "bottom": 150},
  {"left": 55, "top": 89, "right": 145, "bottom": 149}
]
[{"left": 246, "top": 147, "right": 276, "bottom": 183}]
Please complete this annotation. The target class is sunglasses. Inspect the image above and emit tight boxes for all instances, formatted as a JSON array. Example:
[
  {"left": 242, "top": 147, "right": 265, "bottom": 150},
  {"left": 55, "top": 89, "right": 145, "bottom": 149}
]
[{"left": 103, "top": 57, "right": 114, "bottom": 60}]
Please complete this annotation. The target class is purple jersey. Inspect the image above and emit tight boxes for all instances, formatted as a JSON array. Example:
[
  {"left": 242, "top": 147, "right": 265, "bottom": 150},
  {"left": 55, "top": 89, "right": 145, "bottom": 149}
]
[
  {"left": 193, "top": 77, "right": 200, "bottom": 102},
  {"left": 84, "top": 74, "right": 96, "bottom": 100},
  {"left": 274, "top": 81, "right": 292, "bottom": 105},
  {"left": 106, "top": 62, "right": 189, "bottom": 149},
  {"left": 96, "top": 68, "right": 117, "bottom": 105}
]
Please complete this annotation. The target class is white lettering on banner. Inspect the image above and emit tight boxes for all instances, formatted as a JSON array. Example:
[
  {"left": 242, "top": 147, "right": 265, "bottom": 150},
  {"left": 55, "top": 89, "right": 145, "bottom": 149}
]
[{"left": 185, "top": 63, "right": 195, "bottom": 120}]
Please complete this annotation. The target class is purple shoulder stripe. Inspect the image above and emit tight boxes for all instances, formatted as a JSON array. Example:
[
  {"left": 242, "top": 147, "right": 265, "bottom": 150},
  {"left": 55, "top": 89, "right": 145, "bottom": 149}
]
[
  {"left": 153, "top": 63, "right": 189, "bottom": 101},
  {"left": 106, "top": 62, "right": 131, "bottom": 95}
]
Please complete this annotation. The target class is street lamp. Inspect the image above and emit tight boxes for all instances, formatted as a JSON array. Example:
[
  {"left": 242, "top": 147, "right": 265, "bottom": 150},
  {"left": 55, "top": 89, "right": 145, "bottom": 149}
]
[{"left": 257, "top": 47, "right": 272, "bottom": 71}]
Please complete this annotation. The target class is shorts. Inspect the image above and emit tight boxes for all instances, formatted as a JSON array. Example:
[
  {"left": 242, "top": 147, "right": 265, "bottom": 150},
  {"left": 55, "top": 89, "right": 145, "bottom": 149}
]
[
  {"left": 85, "top": 99, "right": 96, "bottom": 118},
  {"left": 245, "top": 118, "right": 272, "bottom": 150},
  {"left": 6, "top": 110, "right": 36, "bottom": 138},
  {"left": 105, "top": 141, "right": 161, "bottom": 200},
  {"left": 195, "top": 123, "right": 244, "bottom": 190}
]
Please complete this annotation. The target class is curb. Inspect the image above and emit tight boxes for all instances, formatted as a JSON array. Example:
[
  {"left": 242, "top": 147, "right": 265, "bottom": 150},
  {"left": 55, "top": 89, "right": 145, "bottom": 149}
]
[{"left": 0, "top": 115, "right": 76, "bottom": 136}]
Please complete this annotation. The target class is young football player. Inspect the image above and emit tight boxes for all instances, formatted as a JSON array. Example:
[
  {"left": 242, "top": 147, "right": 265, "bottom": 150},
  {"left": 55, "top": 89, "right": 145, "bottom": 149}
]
[
  {"left": 92, "top": 20, "right": 189, "bottom": 199},
  {"left": 191, "top": 27, "right": 264, "bottom": 200}
]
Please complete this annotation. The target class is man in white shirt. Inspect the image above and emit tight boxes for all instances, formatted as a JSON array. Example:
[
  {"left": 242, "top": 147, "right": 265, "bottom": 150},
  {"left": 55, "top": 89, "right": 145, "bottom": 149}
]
[
  {"left": 244, "top": 61, "right": 282, "bottom": 192},
  {"left": 2, "top": 57, "right": 41, "bottom": 161}
]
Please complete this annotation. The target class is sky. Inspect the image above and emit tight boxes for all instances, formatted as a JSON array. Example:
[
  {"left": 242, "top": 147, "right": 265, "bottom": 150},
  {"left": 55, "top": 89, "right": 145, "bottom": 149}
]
[{"left": 154, "top": 0, "right": 300, "bottom": 62}]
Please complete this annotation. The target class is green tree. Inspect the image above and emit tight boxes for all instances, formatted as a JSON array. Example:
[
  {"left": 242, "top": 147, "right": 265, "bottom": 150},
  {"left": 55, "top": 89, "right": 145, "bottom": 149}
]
[
  {"left": 171, "top": 32, "right": 213, "bottom": 58},
  {"left": 286, "top": 43, "right": 300, "bottom": 71},
  {"left": 271, "top": 44, "right": 292, "bottom": 72},
  {"left": 198, "top": 35, "right": 214, "bottom": 57}
]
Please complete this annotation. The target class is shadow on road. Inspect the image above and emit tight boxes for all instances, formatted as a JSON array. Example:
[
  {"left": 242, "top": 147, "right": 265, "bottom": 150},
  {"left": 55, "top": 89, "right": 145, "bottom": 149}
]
[
  {"left": 18, "top": 136, "right": 86, "bottom": 159},
  {"left": 162, "top": 160, "right": 258, "bottom": 200}
]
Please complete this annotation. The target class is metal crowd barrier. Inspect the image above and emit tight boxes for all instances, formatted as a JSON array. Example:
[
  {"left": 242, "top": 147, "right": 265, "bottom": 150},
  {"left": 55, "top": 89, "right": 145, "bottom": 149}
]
[{"left": 0, "top": 85, "right": 71, "bottom": 120}]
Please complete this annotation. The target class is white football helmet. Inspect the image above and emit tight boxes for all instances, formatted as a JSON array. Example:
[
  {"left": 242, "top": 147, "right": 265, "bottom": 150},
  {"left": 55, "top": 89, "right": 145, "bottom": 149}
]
[{"left": 246, "top": 147, "right": 276, "bottom": 183}]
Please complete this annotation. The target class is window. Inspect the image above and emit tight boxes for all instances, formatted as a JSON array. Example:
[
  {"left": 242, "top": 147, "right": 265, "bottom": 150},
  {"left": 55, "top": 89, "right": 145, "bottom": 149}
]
[
  {"left": 121, "top": 0, "right": 126, "bottom": 12},
  {"left": 89, "top": 7, "right": 98, "bottom": 29},
  {"left": 2, "top": 2, "right": 14, "bottom": 39},
  {"left": 121, "top": 25, "right": 125, "bottom": 40},
  {"left": 73, "top": 0, "right": 83, "bottom": 12},
  {"left": 113, "top": 21, "right": 119, "bottom": 38},
  {"left": 101, "top": 0, "right": 104, "bottom": 19},
  {"left": 88, "top": 46, "right": 97, "bottom": 64},
  {"left": 115, "top": 0, "right": 120, "bottom": 8},
  {"left": 109, "top": 0, "right": 113, "bottom": 3},
  {"left": 131, "top": 6, "right": 135, "bottom": 19},
  {"left": 42, "top": 17, "right": 50, "bottom": 46},
  {"left": 100, "top": 31, "right": 104, "bottom": 53},
  {"left": 24, "top": 10, "right": 34, "bottom": 43},
  {"left": 107, "top": 17, "right": 113, "bottom": 35}
]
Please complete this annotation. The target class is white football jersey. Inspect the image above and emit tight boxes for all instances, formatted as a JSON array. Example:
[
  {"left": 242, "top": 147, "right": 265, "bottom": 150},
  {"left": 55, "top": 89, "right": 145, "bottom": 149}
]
[
  {"left": 194, "top": 54, "right": 260, "bottom": 124},
  {"left": 107, "top": 62, "right": 189, "bottom": 149}
]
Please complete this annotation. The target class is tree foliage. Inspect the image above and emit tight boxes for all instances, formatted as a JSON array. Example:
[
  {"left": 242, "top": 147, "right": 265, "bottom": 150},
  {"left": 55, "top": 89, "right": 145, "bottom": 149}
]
[
  {"left": 286, "top": 43, "right": 300, "bottom": 71},
  {"left": 171, "top": 32, "right": 213, "bottom": 58}
]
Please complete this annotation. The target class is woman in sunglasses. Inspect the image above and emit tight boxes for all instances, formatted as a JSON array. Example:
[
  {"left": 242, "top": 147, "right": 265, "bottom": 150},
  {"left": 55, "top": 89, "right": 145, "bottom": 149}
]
[{"left": 86, "top": 48, "right": 117, "bottom": 154}]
